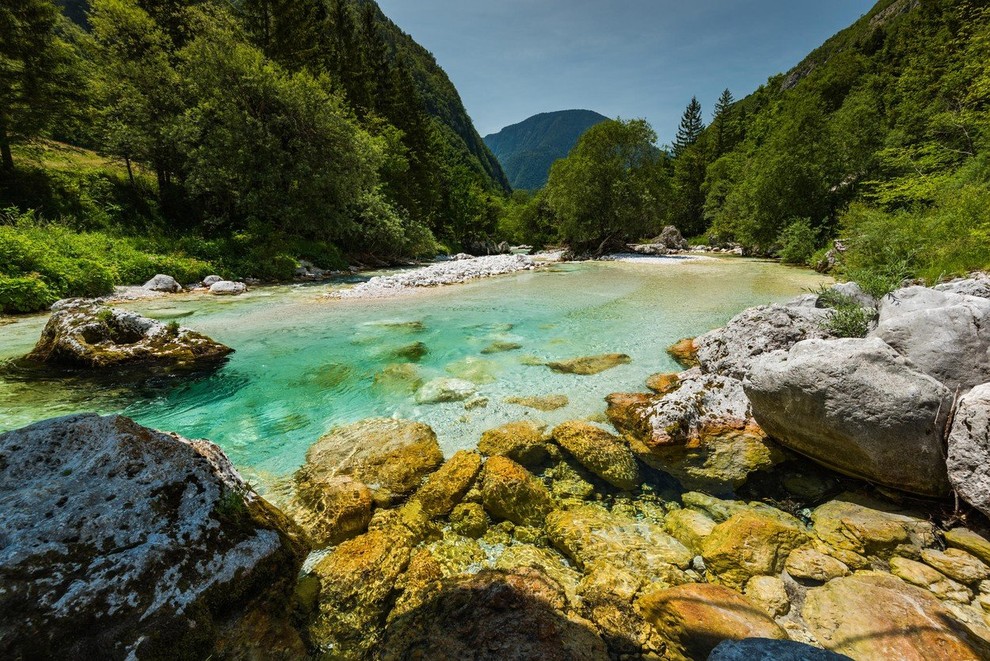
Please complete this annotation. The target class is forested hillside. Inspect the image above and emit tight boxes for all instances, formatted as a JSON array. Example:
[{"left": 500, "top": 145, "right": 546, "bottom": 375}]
[
  {"left": 484, "top": 110, "right": 608, "bottom": 190},
  {"left": 1, "top": 0, "right": 507, "bottom": 312}
]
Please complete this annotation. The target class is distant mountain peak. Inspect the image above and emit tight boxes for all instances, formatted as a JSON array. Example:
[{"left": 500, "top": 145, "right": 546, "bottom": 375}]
[{"left": 484, "top": 110, "right": 609, "bottom": 190}]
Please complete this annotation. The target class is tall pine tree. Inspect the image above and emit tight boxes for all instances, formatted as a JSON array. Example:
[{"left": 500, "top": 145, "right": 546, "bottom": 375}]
[
  {"left": 672, "top": 96, "right": 704, "bottom": 157},
  {"left": 710, "top": 89, "right": 736, "bottom": 157}
]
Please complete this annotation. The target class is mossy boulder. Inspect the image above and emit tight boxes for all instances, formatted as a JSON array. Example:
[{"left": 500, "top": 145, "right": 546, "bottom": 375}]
[
  {"left": 701, "top": 510, "right": 808, "bottom": 590},
  {"left": 287, "top": 475, "right": 373, "bottom": 548},
  {"left": 504, "top": 394, "right": 570, "bottom": 411},
  {"left": 26, "top": 302, "right": 232, "bottom": 369},
  {"left": 0, "top": 414, "right": 307, "bottom": 660},
  {"left": 477, "top": 420, "right": 550, "bottom": 467},
  {"left": 546, "top": 353, "right": 631, "bottom": 375},
  {"left": 411, "top": 450, "right": 483, "bottom": 517},
  {"left": 296, "top": 418, "right": 443, "bottom": 508},
  {"left": 480, "top": 456, "right": 554, "bottom": 527},
  {"left": 663, "top": 507, "right": 717, "bottom": 554},
  {"left": 551, "top": 420, "right": 640, "bottom": 490}
]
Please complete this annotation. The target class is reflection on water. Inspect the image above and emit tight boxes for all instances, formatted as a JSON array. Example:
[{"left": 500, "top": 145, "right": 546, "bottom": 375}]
[{"left": 0, "top": 258, "right": 828, "bottom": 488}]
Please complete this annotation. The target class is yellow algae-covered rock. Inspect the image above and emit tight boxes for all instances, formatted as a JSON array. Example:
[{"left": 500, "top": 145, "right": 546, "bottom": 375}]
[
  {"left": 921, "top": 547, "right": 990, "bottom": 585},
  {"left": 666, "top": 338, "right": 699, "bottom": 368},
  {"left": 802, "top": 573, "right": 990, "bottom": 660},
  {"left": 744, "top": 575, "right": 790, "bottom": 617},
  {"left": 889, "top": 556, "right": 973, "bottom": 603},
  {"left": 638, "top": 583, "right": 786, "bottom": 661},
  {"left": 784, "top": 547, "right": 850, "bottom": 583},
  {"left": 477, "top": 420, "right": 550, "bottom": 467},
  {"left": 664, "top": 507, "right": 717, "bottom": 554},
  {"left": 701, "top": 510, "right": 808, "bottom": 590},
  {"left": 412, "top": 450, "right": 483, "bottom": 517},
  {"left": 546, "top": 353, "right": 632, "bottom": 375},
  {"left": 480, "top": 456, "right": 554, "bottom": 527},
  {"left": 504, "top": 394, "right": 570, "bottom": 411},
  {"left": 946, "top": 528, "right": 990, "bottom": 566},
  {"left": 449, "top": 502, "right": 488, "bottom": 538},
  {"left": 287, "top": 475, "right": 373, "bottom": 548},
  {"left": 551, "top": 420, "right": 641, "bottom": 490},
  {"left": 646, "top": 371, "right": 682, "bottom": 394}
]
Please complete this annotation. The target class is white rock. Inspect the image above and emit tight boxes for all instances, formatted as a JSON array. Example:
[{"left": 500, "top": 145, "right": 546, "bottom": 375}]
[
  {"left": 209, "top": 280, "right": 248, "bottom": 296},
  {"left": 948, "top": 383, "right": 990, "bottom": 517},
  {"left": 415, "top": 378, "right": 477, "bottom": 404},
  {"left": 203, "top": 275, "right": 223, "bottom": 286},
  {"left": 142, "top": 274, "right": 182, "bottom": 293}
]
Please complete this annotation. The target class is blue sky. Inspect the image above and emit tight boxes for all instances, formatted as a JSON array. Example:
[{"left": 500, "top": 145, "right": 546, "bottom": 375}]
[{"left": 376, "top": 0, "right": 876, "bottom": 143}]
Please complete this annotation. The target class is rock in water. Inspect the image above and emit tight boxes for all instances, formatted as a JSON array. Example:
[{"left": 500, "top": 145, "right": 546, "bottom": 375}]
[
  {"left": 414, "top": 377, "right": 477, "bottom": 404},
  {"left": 202, "top": 274, "right": 223, "bottom": 286},
  {"left": 478, "top": 420, "right": 550, "bottom": 467},
  {"left": 0, "top": 414, "right": 307, "bottom": 659},
  {"left": 546, "top": 353, "right": 632, "bottom": 375},
  {"left": 947, "top": 383, "right": 990, "bottom": 517},
  {"left": 667, "top": 338, "right": 700, "bottom": 368},
  {"left": 26, "top": 302, "right": 233, "bottom": 369},
  {"left": 295, "top": 418, "right": 443, "bottom": 509},
  {"left": 480, "top": 457, "right": 554, "bottom": 527},
  {"left": 142, "top": 273, "right": 182, "bottom": 292},
  {"left": 551, "top": 421, "right": 640, "bottom": 490},
  {"left": 870, "top": 286, "right": 990, "bottom": 391},
  {"left": 208, "top": 280, "right": 248, "bottom": 296},
  {"left": 802, "top": 573, "right": 990, "bottom": 660},
  {"left": 744, "top": 337, "right": 953, "bottom": 497},
  {"left": 708, "top": 638, "right": 852, "bottom": 661}
]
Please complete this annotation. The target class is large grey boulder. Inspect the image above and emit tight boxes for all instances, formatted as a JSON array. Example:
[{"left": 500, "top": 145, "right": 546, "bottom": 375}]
[
  {"left": 208, "top": 280, "right": 248, "bottom": 296},
  {"left": 142, "top": 273, "right": 182, "bottom": 293},
  {"left": 935, "top": 273, "right": 990, "bottom": 299},
  {"left": 0, "top": 414, "right": 308, "bottom": 659},
  {"left": 694, "top": 303, "right": 831, "bottom": 380},
  {"left": 870, "top": 286, "right": 990, "bottom": 392},
  {"left": 744, "top": 337, "right": 953, "bottom": 497},
  {"left": 947, "top": 383, "right": 990, "bottom": 517},
  {"left": 26, "top": 302, "right": 233, "bottom": 368}
]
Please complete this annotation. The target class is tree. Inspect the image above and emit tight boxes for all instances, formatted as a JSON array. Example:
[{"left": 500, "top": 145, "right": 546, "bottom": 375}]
[
  {"left": 710, "top": 89, "right": 736, "bottom": 157},
  {"left": 673, "top": 97, "right": 704, "bottom": 157},
  {"left": 0, "top": 0, "right": 79, "bottom": 171},
  {"left": 544, "top": 119, "right": 672, "bottom": 252}
]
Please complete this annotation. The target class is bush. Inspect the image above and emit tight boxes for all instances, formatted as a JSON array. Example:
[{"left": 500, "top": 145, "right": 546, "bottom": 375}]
[
  {"left": 815, "top": 285, "right": 874, "bottom": 338},
  {"left": 778, "top": 218, "right": 818, "bottom": 265},
  {"left": 0, "top": 274, "right": 57, "bottom": 313}
]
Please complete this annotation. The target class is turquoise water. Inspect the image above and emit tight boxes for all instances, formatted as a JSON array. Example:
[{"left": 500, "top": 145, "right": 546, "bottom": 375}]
[{"left": 0, "top": 257, "right": 827, "bottom": 491}]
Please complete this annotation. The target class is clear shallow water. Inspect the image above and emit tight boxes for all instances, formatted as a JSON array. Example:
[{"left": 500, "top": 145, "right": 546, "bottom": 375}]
[{"left": 0, "top": 258, "right": 827, "bottom": 491}]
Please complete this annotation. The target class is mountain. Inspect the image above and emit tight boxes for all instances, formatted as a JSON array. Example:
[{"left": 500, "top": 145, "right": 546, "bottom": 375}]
[{"left": 484, "top": 110, "right": 609, "bottom": 190}]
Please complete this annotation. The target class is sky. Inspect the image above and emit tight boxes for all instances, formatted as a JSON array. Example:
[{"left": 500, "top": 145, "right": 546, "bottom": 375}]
[{"left": 376, "top": 0, "right": 876, "bottom": 144}]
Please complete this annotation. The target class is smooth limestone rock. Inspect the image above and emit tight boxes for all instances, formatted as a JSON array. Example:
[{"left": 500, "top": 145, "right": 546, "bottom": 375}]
[
  {"left": 0, "top": 414, "right": 307, "bottom": 660},
  {"left": 700, "top": 510, "right": 808, "bottom": 590},
  {"left": 870, "top": 286, "right": 990, "bottom": 391},
  {"left": 889, "top": 556, "right": 972, "bottom": 603},
  {"left": 480, "top": 456, "right": 554, "bottom": 527},
  {"left": 920, "top": 548, "right": 990, "bottom": 584},
  {"left": 664, "top": 508, "right": 718, "bottom": 554},
  {"left": 828, "top": 281, "right": 877, "bottom": 308},
  {"left": 286, "top": 475, "right": 373, "bottom": 548},
  {"left": 637, "top": 583, "right": 787, "bottom": 661},
  {"left": 27, "top": 302, "right": 233, "bottom": 368},
  {"left": 667, "top": 338, "right": 700, "bottom": 368},
  {"left": 802, "top": 573, "right": 990, "bottom": 660},
  {"left": 744, "top": 337, "right": 953, "bottom": 497},
  {"left": 143, "top": 273, "right": 182, "bottom": 292},
  {"left": 477, "top": 420, "right": 550, "bottom": 467},
  {"left": 202, "top": 274, "right": 223, "bottom": 286},
  {"left": 744, "top": 575, "right": 790, "bottom": 617},
  {"left": 415, "top": 377, "right": 477, "bottom": 404},
  {"left": 411, "top": 450, "right": 483, "bottom": 517},
  {"left": 810, "top": 494, "right": 936, "bottom": 569},
  {"left": 546, "top": 353, "right": 632, "bottom": 375},
  {"left": 694, "top": 303, "right": 830, "bottom": 380},
  {"left": 607, "top": 369, "right": 783, "bottom": 492},
  {"left": 935, "top": 273, "right": 990, "bottom": 299},
  {"left": 504, "top": 394, "right": 570, "bottom": 411},
  {"left": 947, "top": 384, "right": 990, "bottom": 517},
  {"left": 295, "top": 418, "right": 443, "bottom": 508},
  {"left": 208, "top": 280, "right": 247, "bottom": 295},
  {"left": 784, "top": 548, "right": 850, "bottom": 583},
  {"left": 945, "top": 528, "right": 990, "bottom": 566},
  {"left": 551, "top": 421, "right": 641, "bottom": 490},
  {"left": 708, "top": 638, "right": 853, "bottom": 661},
  {"left": 374, "top": 568, "right": 609, "bottom": 661}
]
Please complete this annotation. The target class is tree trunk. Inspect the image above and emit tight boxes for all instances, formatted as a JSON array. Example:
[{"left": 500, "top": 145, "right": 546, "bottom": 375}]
[
  {"left": 0, "top": 123, "right": 13, "bottom": 171},
  {"left": 125, "top": 156, "right": 135, "bottom": 187}
]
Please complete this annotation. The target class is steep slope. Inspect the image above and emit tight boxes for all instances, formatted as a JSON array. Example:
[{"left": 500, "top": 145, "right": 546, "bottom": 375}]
[{"left": 485, "top": 110, "right": 609, "bottom": 190}]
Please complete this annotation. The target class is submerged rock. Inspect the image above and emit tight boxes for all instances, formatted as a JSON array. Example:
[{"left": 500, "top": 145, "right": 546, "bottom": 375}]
[
  {"left": 637, "top": 583, "right": 786, "bottom": 661},
  {"left": 551, "top": 420, "right": 640, "bottom": 490},
  {"left": 142, "top": 273, "right": 182, "bottom": 292},
  {"left": 745, "top": 337, "right": 953, "bottom": 497},
  {"left": 287, "top": 474, "right": 373, "bottom": 548},
  {"left": 666, "top": 338, "right": 699, "bottom": 368},
  {"left": 708, "top": 638, "right": 852, "bottom": 661},
  {"left": 295, "top": 418, "right": 443, "bottom": 508},
  {"left": 373, "top": 362, "right": 423, "bottom": 393},
  {"left": 645, "top": 371, "right": 681, "bottom": 394},
  {"left": 607, "top": 369, "right": 783, "bottom": 492},
  {"left": 26, "top": 302, "right": 232, "bottom": 369},
  {"left": 411, "top": 450, "right": 483, "bottom": 517},
  {"left": 390, "top": 341, "right": 429, "bottom": 362},
  {"left": 0, "top": 414, "right": 307, "bottom": 660},
  {"left": 505, "top": 394, "right": 570, "bottom": 411},
  {"left": 947, "top": 383, "right": 990, "bottom": 517},
  {"left": 546, "top": 353, "right": 632, "bottom": 375},
  {"left": 481, "top": 340, "right": 522, "bottom": 354},
  {"left": 478, "top": 420, "right": 550, "bottom": 467},
  {"left": 414, "top": 377, "right": 477, "bottom": 404},
  {"left": 802, "top": 573, "right": 990, "bottom": 660},
  {"left": 480, "top": 456, "right": 554, "bottom": 527}
]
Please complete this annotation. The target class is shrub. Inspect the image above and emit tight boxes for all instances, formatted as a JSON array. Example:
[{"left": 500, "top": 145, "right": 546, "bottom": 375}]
[
  {"left": 778, "top": 218, "right": 818, "bottom": 265},
  {"left": 815, "top": 285, "right": 875, "bottom": 338},
  {"left": 0, "top": 275, "right": 57, "bottom": 313}
]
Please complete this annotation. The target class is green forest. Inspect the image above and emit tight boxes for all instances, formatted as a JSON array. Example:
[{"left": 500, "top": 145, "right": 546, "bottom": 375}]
[{"left": 3, "top": 0, "right": 990, "bottom": 313}]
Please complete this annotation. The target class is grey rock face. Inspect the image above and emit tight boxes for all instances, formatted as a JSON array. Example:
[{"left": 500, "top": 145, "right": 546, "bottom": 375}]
[
  {"left": 948, "top": 383, "right": 990, "bottom": 517},
  {"left": 694, "top": 303, "right": 831, "bottom": 380},
  {"left": 708, "top": 638, "right": 852, "bottom": 661},
  {"left": 0, "top": 414, "right": 306, "bottom": 659},
  {"left": 744, "top": 337, "right": 953, "bottom": 497},
  {"left": 870, "top": 286, "right": 990, "bottom": 392},
  {"left": 934, "top": 273, "right": 990, "bottom": 299},
  {"left": 208, "top": 280, "right": 248, "bottom": 295},
  {"left": 202, "top": 274, "right": 223, "bottom": 286},
  {"left": 827, "top": 281, "right": 876, "bottom": 308},
  {"left": 142, "top": 273, "right": 182, "bottom": 292},
  {"left": 415, "top": 377, "right": 477, "bottom": 404}
]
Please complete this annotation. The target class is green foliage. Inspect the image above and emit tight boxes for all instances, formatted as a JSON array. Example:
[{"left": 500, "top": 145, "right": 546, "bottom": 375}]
[
  {"left": 0, "top": 274, "right": 57, "bottom": 313},
  {"left": 165, "top": 320, "right": 180, "bottom": 336},
  {"left": 815, "top": 285, "right": 875, "bottom": 338},
  {"left": 778, "top": 218, "right": 818, "bottom": 265}
]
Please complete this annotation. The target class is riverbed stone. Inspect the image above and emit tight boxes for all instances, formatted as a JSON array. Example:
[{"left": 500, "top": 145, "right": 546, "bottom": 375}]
[
  {"left": 664, "top": 507, "right": 717, "bottom": 554},
  {"left": 694, "top": 303, "right": 830, "bottom": 379},
  {"left": 744, "top": 575, "right": 790, "bottom": 617},
  {"left": 667, "top": 338, "right": 699, "bottom": 368},
  {"left": 209, "top": 280, "right": 247, "bottom": 296},
  {"left": 744, "top": 337, "right": 954, "bottom": 497},
  {"left": 390, "top": 341, "right": 428, "bottom": 361},
  {"left": 947, "top": 384, "right": 990, "bottom": 517},
  {"left": 288, "top": 475, "right": 373, "bottom": 548},
  {"left": 645, "top": 371, "right": 681, "bottom": 394},
  {"left": 701, "top": 510, "right": 808, "bottom": 590},
  {"left": 546, "top": 504, "right": 693, "bottom": 580},
  {"left": 784, "top": 548, "right": 850, "bottom": 583},
  {"left": 945, "top": 528, "right": 990, "bottom": 566},
  {"left": 921, "top": 548, "right": 990, "bottom": 584},
  {"left": 551, "top": 420, "right": 641, "bottom": 490},
  {"left": 481, "top": 340, "right": 522, "bottom": 354},
  {"left": 477, "top": 420, "right": 549, "bottom": 467},
  {"left": 449, "top": 502, "right": 488, "bottom": 538},
  {"left": 870, "top": 286, "right": 990, "bottom": 392},
  {"left": 143, "top": 273, "right": 182, "bottom": 292},
  {"left": 415, "top": 377, "right": 477, "bottom": 404},
  {"left": 411, "top": 450, "right": 482, "bottom": 517},
  {"left": 708, "top": 638, "right": 853, "bottom": 661},
  {"left": 889, "top": 556, "right": 973, "bottom": 602},
  {"left": 504, "top": 394, "right": 570, "bottom": 411},
  {"left": 637, "top": 583, "right": 786, "bottom": 661},
  {"left": 809, "top": 494, "right": 936, "bottom": 569},
  {"left": 0, "top": 414, "right": 307, "bottom": 660},
  {"left": 27, "top": 302, "right": 233, "bottom": 368},
  {"left": 372, "top": 363, "right": 423, "bottom": 393},
  {"left": 296, "top": 418, "right": 443, "bottom": 507},
  {"left": 480, "top": 456, "right": 554, "bottom": 527},
  {"left": 546, "top": 353, "right": 632, "bottom": 375},
  {"left": 681, "top": 491, "right": 752, "bottom": 522},
  {"left": 607, "top": 369, "right": 784, "bottom": 492},
  {"left": 802, "top": 573, "right": 990, "bottom": 660}
]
